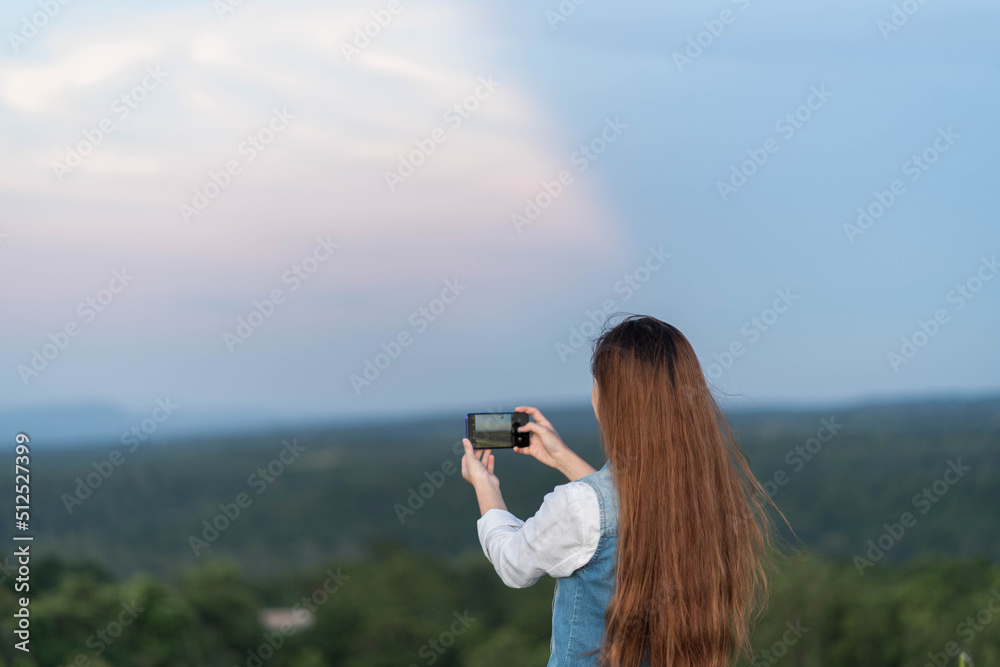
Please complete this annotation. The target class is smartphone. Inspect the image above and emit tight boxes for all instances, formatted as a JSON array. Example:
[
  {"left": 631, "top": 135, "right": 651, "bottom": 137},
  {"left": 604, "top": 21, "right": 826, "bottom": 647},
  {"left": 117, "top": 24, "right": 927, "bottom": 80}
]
[{"left": 466, "top": 412, "right": 530, "bottom": 449}]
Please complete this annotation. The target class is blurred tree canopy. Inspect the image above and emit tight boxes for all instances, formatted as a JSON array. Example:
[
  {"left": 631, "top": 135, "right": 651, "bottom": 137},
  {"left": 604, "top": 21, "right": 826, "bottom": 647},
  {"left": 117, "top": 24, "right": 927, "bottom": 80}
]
[{"left": 1, "top": 551, "right": 998, "bottom": 667}]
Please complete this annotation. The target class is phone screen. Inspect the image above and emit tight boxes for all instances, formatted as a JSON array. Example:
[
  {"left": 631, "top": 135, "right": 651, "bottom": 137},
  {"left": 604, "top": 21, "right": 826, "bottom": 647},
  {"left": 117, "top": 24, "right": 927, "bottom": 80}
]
[{"left": 473, "top": 413, "right": 512, "bottom": 448}]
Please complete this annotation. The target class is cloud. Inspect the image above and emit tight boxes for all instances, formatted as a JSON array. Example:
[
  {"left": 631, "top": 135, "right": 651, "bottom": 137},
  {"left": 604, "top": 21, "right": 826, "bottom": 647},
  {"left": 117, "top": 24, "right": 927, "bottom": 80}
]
[
  {"left": 0, "top": 0, "right": 623, "bottom": 306},
  {"left": 0, "top": 40, "right": 162, "bottom": 111}
]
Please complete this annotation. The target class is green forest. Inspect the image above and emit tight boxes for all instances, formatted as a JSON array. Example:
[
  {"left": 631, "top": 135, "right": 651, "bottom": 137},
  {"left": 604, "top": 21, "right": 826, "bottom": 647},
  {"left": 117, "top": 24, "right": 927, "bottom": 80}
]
[{"left": 2, "top": 396, "right": 999, "bottom": 666}]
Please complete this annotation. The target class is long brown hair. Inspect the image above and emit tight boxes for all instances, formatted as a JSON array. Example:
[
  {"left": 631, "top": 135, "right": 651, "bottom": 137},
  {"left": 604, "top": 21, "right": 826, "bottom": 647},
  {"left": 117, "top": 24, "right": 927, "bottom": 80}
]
[{"left": 590, "top": 315, "right": 781, "bottom": 667}]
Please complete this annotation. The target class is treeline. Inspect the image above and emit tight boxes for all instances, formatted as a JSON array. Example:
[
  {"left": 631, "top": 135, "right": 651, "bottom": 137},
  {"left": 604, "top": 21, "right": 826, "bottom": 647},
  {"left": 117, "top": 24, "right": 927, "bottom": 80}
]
[
  {"left": 8, "top": 398, "right": 1000, "bottom": 577},
  {"left": 1, "top": 550, "right": 998, "bottom": 667}
]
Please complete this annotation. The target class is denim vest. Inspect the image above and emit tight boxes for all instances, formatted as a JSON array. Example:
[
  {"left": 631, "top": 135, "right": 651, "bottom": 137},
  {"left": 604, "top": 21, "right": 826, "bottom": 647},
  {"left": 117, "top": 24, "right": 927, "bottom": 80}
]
[{"left": 547, "top": 461, "right": 619, "bottom": 666}]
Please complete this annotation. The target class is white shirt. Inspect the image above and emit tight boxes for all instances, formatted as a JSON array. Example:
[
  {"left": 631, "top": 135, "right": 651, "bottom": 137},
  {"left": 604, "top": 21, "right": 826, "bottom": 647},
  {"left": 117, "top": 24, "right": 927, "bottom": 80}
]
[{"left": 476, "top": 480, "right": 602, "bottom": 589}]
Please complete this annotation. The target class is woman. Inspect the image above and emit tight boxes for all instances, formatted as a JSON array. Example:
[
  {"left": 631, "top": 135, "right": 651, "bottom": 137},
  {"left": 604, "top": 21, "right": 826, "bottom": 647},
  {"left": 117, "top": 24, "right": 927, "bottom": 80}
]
[{"left": 461, "top": 315, "right": 780, "bottom": 667}]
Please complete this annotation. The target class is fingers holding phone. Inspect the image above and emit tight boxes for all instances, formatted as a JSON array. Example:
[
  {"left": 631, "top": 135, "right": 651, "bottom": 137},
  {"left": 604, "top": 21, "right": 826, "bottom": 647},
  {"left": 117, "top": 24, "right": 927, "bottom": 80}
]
[
  {"left": 515, "top": 405, "right": 553, "bottom": 429},
  {"left": 512, "top": 407, "right": 570, "bottom": 470},
  {"left": 461, "top": 438, "right": 496, "bottom": 486}
]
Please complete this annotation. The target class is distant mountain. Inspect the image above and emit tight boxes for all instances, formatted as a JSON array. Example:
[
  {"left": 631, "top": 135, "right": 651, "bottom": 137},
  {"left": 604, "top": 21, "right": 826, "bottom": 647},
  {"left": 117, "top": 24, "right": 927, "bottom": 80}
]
[
  {"left": 5, "top": 392, "right": 999, "bottom": 449},
  {"left": 0, "top": 402, "right": 298, "bottom": 448},
  {"left": 5, "top": 395, "right": 998, "bottom": 578},
  {"left": 0, "top": 403, "right": 135, "bottom": 446}
]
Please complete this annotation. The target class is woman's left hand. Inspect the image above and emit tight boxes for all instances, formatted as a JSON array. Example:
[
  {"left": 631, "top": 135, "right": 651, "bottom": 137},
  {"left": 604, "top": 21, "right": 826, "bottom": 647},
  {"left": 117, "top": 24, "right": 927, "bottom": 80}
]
[{"left": 461, "top": 438, "right": 497, "bottom": 487}]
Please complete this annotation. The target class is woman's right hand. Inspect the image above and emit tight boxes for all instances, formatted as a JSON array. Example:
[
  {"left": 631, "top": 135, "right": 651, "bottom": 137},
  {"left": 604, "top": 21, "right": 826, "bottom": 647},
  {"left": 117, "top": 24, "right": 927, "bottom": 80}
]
[{"left": 513, "top": 406, "right": 571, "bottom": 470}]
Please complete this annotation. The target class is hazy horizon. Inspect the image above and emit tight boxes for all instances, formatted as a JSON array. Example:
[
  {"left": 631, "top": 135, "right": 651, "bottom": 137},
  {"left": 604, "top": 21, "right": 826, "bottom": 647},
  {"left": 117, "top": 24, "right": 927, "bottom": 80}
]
[{"left": 6, "top": 388, "right": 998, "bottom": 450}]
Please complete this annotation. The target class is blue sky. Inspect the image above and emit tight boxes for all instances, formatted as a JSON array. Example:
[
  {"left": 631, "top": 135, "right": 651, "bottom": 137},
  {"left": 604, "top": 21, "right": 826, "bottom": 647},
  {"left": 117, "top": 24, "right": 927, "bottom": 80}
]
[{"left": 1, "top": 0, "right": 998, "bottom": 430}]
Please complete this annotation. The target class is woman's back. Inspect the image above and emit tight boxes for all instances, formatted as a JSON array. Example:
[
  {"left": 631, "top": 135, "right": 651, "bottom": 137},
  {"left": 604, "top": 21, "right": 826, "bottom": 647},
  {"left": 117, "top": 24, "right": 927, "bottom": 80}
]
[
  {"left": 549, "top": 461, "right": 620, "bottom": 666},
  {"left": 461, "top": 315, "right": 781, "bottom": 667}
]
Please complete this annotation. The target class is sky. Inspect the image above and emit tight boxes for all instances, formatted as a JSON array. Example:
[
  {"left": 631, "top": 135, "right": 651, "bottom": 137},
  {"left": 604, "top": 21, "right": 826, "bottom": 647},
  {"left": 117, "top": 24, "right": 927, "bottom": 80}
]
[{"left": 1, "top": 0, "right": 998, "bottom": 435}]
